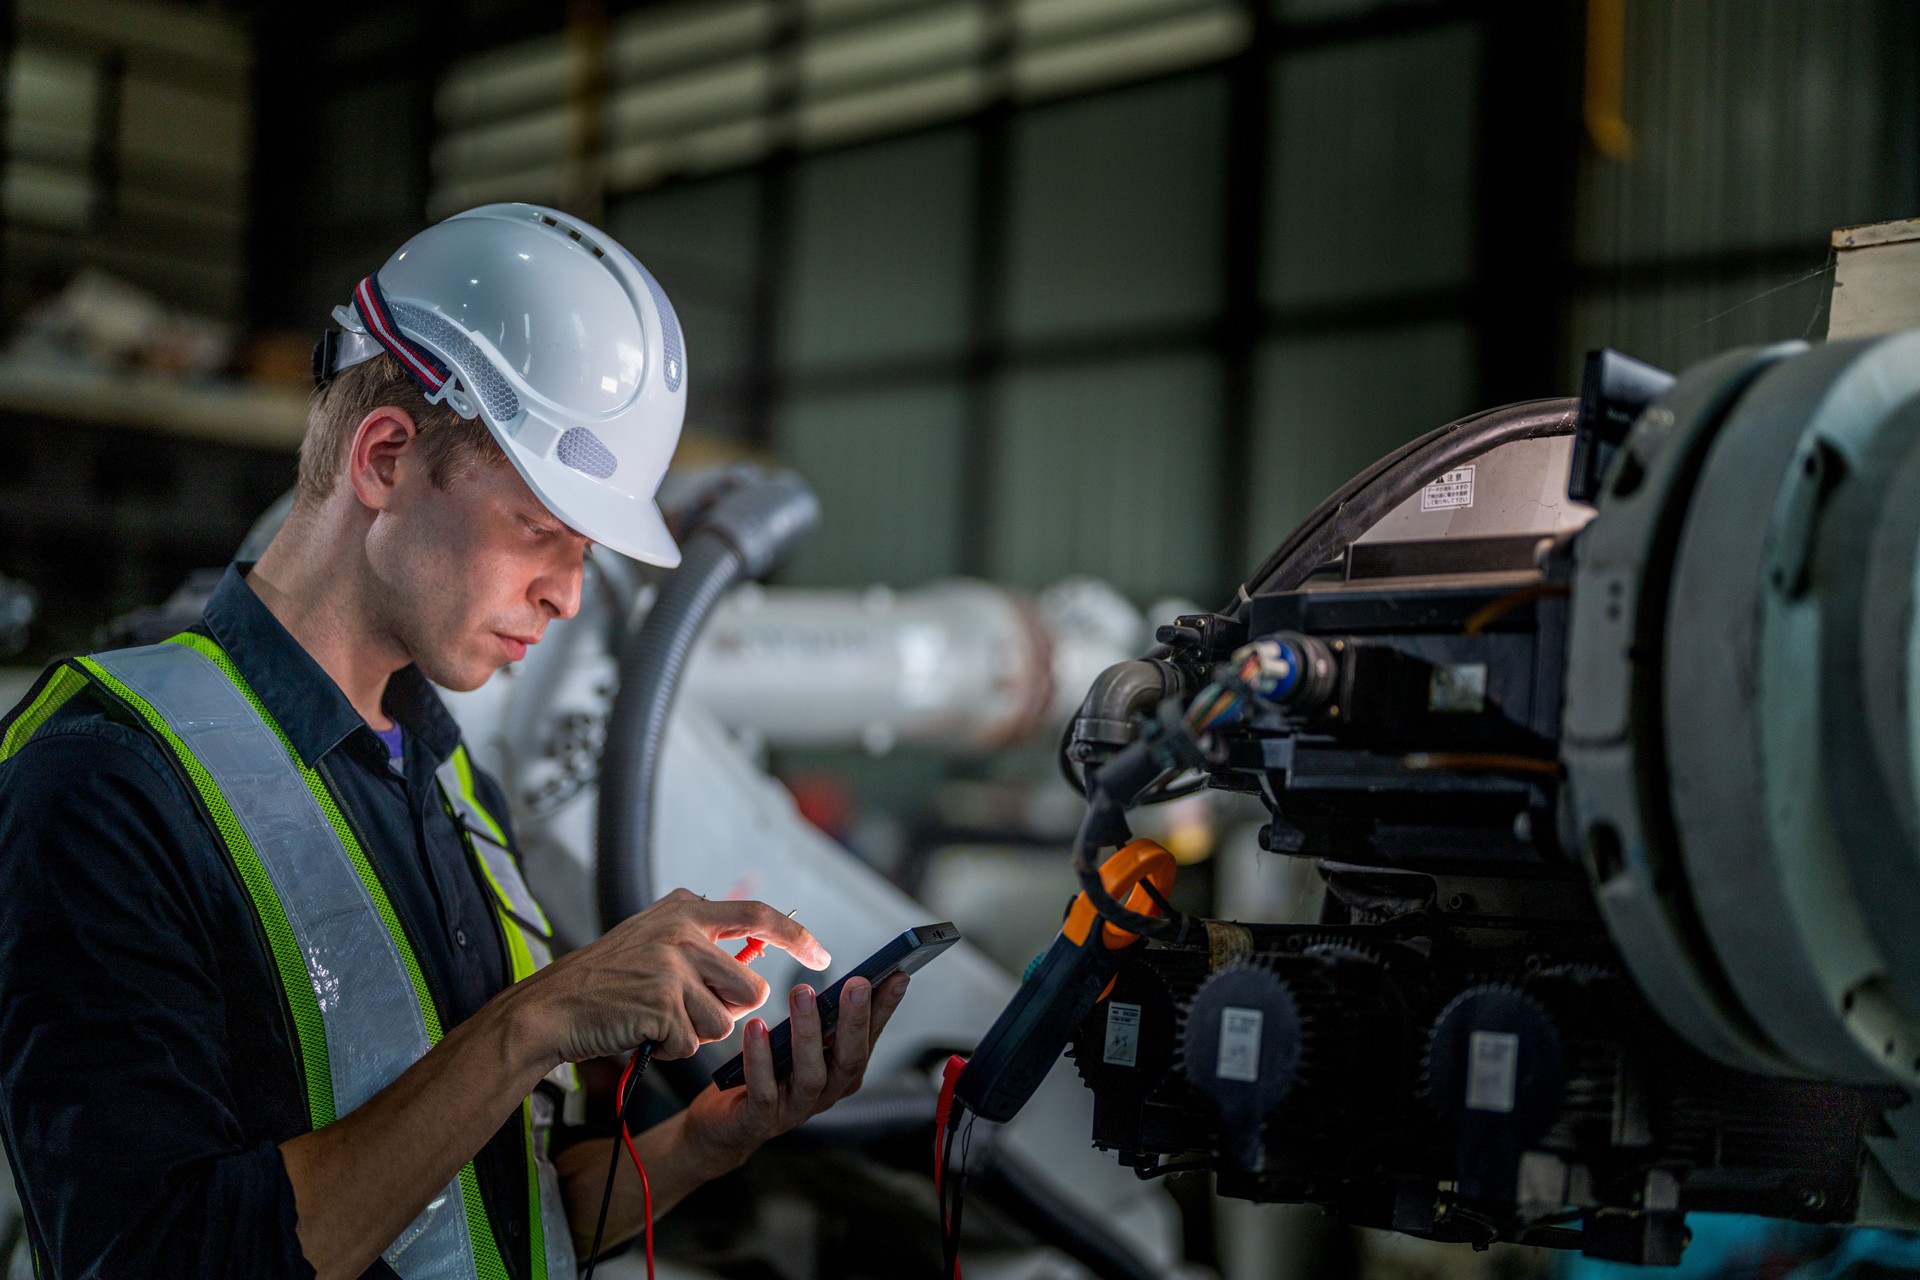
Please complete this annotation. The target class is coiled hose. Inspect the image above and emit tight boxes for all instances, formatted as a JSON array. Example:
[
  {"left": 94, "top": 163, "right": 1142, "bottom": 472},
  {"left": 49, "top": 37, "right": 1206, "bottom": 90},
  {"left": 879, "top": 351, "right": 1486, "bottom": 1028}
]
[
  {"left": 596, "top": 470, "right": 820, "bottom": 931},
  {"left": 593, "top": 472, "right": 1177, "bottom": 1280}
]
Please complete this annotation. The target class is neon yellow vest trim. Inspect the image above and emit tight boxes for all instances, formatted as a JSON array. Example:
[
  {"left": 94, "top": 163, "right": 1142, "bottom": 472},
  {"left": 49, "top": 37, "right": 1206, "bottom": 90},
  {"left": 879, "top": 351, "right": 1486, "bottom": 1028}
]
[{"left": 5, "top": 638, "right": 575, "bottom": 1280}]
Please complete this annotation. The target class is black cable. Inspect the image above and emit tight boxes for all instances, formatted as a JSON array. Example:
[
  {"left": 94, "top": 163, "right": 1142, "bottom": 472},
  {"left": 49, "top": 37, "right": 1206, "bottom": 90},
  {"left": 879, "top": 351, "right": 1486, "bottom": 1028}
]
[
  {"left": 1134, "top": 1159, "right": 1212, "bottom": 1181},
  {"left": 944, "top": 1114, "right": 975, "bottom": 1280},
  {"left": 598, "top": 470, "right": 821, "bottom": 934},
  {"left": 1136, "top": 879, "right": 1174, "bottom": 917},
  {"left": 1227, "top": 398, "right": 1578, "bottom": 613},
  {"left": 1055, "top": 716, "right": 1087, "bottom": 797},
  {"left": 1070, "top": 793, "right": 1186, "bottom": 942},
  {"left": 1134, "top": 769, "right": 1210, "bottom": 805},
  {"left": 582, "top": 1116, "right": 624, "bottom": 1280},
  {"left": 596, "top": 534, "right": 746, "bottom": 930},
  {"left": 940, "top": 1111, "right": 964, "bottom": 1279},
  {"left": 582, "top": 1041, "right": 655, "bottom": 1280}
]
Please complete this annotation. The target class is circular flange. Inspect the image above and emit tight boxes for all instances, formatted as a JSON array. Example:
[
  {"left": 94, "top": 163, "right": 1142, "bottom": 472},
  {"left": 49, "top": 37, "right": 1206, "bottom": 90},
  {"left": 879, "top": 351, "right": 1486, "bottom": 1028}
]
[
  {"left": 1816, "top": 396, "right": 1920, "bottom": 1027},
  {"left": 1664, "top": 330, "right": 1920, "bottom": 1085},
  {"left": 1561, "top": 341, "right": 1805, "bottom": 1076}
]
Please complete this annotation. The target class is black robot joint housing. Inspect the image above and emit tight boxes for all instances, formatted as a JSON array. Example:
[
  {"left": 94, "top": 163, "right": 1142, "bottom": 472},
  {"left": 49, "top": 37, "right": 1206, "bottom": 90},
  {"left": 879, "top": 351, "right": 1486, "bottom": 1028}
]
[{"left": 980, "top": 334, "right": 1920, "bottom": 1268}]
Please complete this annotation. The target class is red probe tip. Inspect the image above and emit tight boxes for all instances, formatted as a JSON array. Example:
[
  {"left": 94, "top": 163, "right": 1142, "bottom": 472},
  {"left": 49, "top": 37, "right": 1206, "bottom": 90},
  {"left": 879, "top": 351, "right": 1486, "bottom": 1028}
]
[{"left": 734, "top": 908, "right": 797, "bottom": 964}]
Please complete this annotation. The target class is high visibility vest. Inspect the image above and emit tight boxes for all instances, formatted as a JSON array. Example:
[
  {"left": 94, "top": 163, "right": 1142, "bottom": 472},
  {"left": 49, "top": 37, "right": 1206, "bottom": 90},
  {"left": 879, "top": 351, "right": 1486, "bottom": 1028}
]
[{"left": 0, "top": 633, "right": 578, "bottom": 1280}]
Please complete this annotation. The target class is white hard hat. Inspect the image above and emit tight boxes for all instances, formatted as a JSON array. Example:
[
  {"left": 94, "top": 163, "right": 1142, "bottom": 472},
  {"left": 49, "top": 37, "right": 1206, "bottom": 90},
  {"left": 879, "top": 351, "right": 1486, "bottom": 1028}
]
[{"left": 317, "top": 203, "right": 687, "bottom": 567}]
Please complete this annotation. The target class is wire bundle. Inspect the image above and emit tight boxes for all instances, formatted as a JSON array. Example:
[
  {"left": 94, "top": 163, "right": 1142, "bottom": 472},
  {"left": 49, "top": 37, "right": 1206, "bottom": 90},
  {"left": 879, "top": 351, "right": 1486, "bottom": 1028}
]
[
  {"left": 583, "top": 1041, "right": 656, "bottom": 1280},
  {"left": 934, "top": 1054, "right": 972, "bottom": 1280}
]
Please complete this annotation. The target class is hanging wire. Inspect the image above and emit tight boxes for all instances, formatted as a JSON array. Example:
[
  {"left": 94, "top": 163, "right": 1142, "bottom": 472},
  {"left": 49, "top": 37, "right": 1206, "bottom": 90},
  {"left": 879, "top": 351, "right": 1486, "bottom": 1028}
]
[{"left": 1669, "top": 255, "right": 1836, "bottom": 341}]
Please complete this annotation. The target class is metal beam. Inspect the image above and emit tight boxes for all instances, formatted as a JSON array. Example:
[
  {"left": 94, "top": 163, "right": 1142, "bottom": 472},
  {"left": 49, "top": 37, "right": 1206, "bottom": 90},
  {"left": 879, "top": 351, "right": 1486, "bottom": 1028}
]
[
  {"left": 1216, "top": 0, "right": 1274, "bottom": 592},
  {"left": 1471, "top": 0, "right": 1583, "bottom": 405},
  {"left": 956, "top": 0, "right": 1014, "bottom": 580}
]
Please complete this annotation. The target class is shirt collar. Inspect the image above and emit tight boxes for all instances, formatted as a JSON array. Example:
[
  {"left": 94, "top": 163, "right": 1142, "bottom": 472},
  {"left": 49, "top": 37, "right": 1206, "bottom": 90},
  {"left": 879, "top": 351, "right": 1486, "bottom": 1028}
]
[{"left": 200, "top": 563, "right": 463, "bottom": 770}]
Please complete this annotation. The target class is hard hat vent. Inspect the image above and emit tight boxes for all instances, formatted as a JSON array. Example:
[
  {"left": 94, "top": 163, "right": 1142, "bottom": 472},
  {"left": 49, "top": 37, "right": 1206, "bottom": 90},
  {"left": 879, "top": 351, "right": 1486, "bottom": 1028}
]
[
  {"left": 556, "top": 427, "right": 618, "bottom": 479},
  {"left": 537, "top": 211, "right": 607, "bottom": 259},
  {"left": 637, "top": 265, "right": 683, "bottom": 393},
  {"left": 390, "top": 300, "right": 522, "bottom": 424}
]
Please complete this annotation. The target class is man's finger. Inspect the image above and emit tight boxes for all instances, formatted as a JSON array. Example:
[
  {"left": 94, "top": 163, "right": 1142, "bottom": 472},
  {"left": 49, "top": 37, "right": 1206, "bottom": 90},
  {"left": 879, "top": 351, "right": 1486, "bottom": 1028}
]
[
  {"left": 690, "top": 900, "right": 831, "bottom": 970},
  {"left": 685, "top": 985, "right": 737, "bottom": 1045},
  {"left": 654, "top": 1010, "right": 699, "bottom": 1061},
  {"left": 742, "top": 1018, "right": 780, "bottom": 1115},
  {"left": 688, "top": 943, "right": 772, "bottom": 1014},
  {"left": 866, "top": 972, "right": 911, "bottom": 1045},
  {"left": 786, "top": 984, "right": 828, "bottom": 1101},
  {"left": 828, "top": 978, "right": 873, "bottom": 1089}
]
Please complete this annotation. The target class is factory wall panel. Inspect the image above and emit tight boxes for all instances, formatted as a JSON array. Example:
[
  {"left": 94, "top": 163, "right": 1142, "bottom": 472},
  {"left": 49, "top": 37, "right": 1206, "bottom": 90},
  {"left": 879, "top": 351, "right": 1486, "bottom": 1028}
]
[
  {"left": 2, "top": 1, "right": 253, "bottom": 320},
  {"left": 1003, "top": 74, "right": 1228, "bottom": 340},
  {"left": 775, "top": 381, "right": 968, "bottom": 588},
  {"left": 781, "top": 128, "right": 976, "bottom": 370},
  {"left": 990, "top": 354, "right": 1221, "bottom": 601},
  {"left": 609, "top": 172, "right": 765, "bottom": 438},
  {"left": 1271, "top": 0, "right": 1448, "bottom": 21},
  {"left": 296, "top": 81, "right": 432, "bottom": 322},
  {"left": 318, "top": 83, "right": 427, "bottom": 228},
  {"left": 1245, "top": 320, "right": 1474, "bottom": 568},
  {"left": 1264, "top": 21, "right": 1479, "bottom": 307},
  {"left": 1569, "top": 0, "right": 1919, "bottom": 380},
  {"left": 1577, "top": 0, "right": 1916, "bottom": 269}
]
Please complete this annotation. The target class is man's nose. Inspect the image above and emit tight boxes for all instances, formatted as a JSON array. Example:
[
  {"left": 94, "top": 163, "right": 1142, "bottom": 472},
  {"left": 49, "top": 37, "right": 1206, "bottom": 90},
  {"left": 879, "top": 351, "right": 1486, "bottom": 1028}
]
[{"left": 537, "top": 552, "right": 584, "bottom": 621}]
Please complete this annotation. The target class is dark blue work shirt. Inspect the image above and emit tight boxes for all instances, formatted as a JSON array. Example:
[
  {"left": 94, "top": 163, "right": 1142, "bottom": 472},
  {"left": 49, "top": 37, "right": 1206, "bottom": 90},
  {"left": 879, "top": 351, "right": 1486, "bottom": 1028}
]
[{"left": 0, "top": 565, "right": 546, "bottom": 1278}]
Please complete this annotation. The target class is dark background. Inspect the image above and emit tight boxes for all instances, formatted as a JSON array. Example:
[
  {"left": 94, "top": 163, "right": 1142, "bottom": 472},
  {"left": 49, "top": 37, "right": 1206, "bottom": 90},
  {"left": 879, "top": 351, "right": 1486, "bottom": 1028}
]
[{"left": 2, "top": 0, "right": 1913, "bottom": 661}]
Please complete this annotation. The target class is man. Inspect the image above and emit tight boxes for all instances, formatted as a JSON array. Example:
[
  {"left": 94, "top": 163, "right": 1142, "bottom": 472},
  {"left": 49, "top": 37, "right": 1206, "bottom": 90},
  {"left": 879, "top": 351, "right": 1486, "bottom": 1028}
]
[{"left": 0, "top": 204, "right": 910, "bottom": 1277}]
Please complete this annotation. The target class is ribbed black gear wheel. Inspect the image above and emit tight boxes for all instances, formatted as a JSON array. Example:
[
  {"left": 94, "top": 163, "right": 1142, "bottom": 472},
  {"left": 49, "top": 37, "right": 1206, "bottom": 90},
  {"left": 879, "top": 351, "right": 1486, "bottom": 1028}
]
[
  {"left": 1069, "top": 952, "right": 1202, "bottom": 1098},
  {"left": 1176, "top": 957, "right": 1319, "bottom": 1171},
  {"left": 1420, "top": 977, "right": 1571, "bottom": 1208}
]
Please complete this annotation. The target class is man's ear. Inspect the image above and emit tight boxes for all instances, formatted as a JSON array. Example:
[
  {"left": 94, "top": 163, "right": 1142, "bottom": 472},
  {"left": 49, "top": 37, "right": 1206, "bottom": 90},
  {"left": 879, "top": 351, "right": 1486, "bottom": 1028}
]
[{"left": 346, "top": 406, "right": 420, "bottom": 513}]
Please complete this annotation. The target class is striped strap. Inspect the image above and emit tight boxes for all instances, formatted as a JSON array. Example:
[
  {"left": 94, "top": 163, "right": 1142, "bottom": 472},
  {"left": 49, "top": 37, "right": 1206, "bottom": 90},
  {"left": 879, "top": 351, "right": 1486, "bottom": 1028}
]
[{"left": 354, "top": 272, "right": 450, "bottom": 396}]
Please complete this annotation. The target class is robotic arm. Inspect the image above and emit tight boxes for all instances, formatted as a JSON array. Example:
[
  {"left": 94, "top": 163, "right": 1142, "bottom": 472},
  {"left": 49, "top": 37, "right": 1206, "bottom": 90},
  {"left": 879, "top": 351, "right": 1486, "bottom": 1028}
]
[{"left": 956, "top": 330, "right": 1920, "bottom": 1267}]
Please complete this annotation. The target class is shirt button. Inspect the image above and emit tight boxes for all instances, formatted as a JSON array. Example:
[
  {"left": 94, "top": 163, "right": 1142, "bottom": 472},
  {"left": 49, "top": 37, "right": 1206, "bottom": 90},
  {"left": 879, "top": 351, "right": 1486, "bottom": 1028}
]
[{"left": 455, "top": 928, "right": 469, "bottom": 948}]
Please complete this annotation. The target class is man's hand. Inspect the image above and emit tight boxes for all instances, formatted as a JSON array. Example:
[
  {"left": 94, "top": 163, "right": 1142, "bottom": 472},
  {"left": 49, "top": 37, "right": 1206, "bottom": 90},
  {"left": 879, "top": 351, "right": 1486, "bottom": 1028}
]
[
  {"left": 509, "top": 887, "right": 832, "bottom": 1064},
  {"left": 679, "top": 970, "right": 913, "bottom": 1177}
]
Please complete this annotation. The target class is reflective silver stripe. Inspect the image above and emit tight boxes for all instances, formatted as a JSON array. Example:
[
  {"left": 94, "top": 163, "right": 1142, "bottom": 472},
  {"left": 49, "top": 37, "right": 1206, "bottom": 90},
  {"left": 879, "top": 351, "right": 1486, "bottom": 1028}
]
[
  {"left": 89, "top": 644, "right": 481, "bottom": 1280},
  {"left": 436, "top": 757, "right": 581, "bottom": 1275},
  {"left": 468, "top": 827, "right": 555, "bottom": 968},
  {"left": 530, "top": 1091, "right": 577, "bottom": 1280},
  {"left": 436, "top": 759, "right": 551, "bottom": 940}
]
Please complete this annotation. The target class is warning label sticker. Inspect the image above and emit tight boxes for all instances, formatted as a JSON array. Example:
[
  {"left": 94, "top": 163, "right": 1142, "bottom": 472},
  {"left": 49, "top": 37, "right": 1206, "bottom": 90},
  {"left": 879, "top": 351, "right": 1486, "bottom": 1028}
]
[
  {"left": 1421, "top": 465, "right": 1476, "bottom": 511},
  {"left": 1216, "top": 1008, "right": 1264, "bottom": 1083},
  {"left": 1465, "top": 1030, "right": 1520, "bottom": 1113},
  {"left": 1103, "top": 1002, "right": 1142, "bottom": 1067}
]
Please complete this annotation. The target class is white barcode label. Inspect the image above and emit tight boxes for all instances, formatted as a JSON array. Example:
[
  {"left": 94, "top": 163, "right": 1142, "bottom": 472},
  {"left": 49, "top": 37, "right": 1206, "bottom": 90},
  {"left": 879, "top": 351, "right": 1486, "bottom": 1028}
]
[
  {"left": 1103, "top": 1002, "right": 1142, "bottom": 1067},
  {"left": 1216, "top": 1008, "right": 1264, "bottom": 1082},
  {"left": 1421, "top": 465, "right": 1476, "bottom": 511},
  {"left": 1465, "top": 1030, "right": 1520, "bottom": 1113}
]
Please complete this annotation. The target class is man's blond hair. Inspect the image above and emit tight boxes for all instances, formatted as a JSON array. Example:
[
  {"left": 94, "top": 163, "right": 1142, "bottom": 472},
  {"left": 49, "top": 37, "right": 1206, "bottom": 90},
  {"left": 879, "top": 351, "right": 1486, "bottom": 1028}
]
[{"left": 296, "top": 354, "right": 507, "bottom": 506}]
